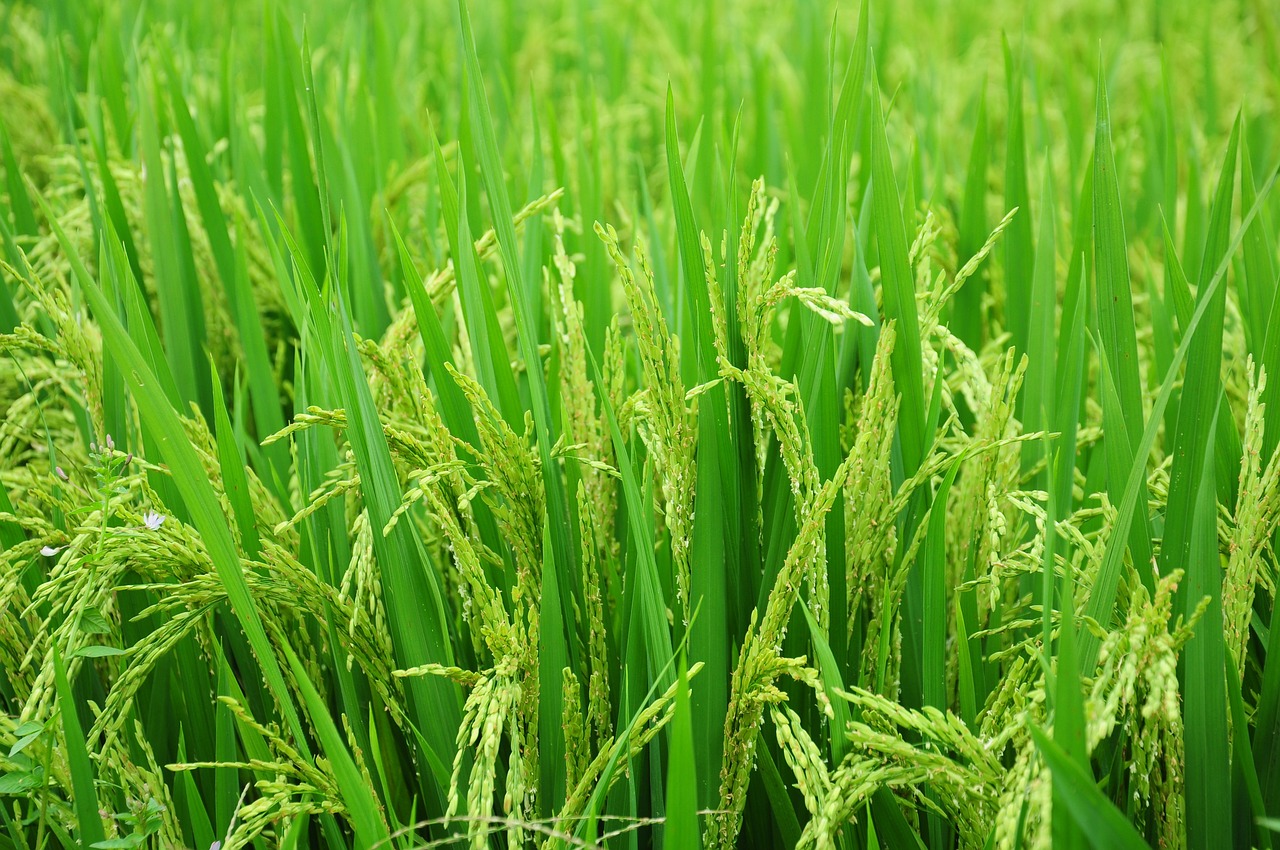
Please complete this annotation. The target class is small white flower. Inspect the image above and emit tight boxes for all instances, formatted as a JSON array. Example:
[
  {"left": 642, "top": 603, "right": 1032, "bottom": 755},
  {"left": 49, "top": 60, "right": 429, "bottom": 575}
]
[
  {"left": 40, "top": 545, "right": 63, "bottom": 557},
  {"left": 143, "top": 511, "right": 166, "bottom": 531}
]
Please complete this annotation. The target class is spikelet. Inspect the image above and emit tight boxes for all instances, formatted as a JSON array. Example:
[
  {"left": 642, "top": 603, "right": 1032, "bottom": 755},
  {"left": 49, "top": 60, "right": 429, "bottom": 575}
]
[
  {"left": 170, "top": 694, "right": 352, "bottom": 849},
  {"left": 448, "top": 363, "right": 545, "bottom": 603},
  {"left": 338, "top": 510, "right": 388, "bottom": 660},
  {"left": 553, "top": 214, "right": 620, "bottom": 573},
  {"left": 795, "top": 687, "right": 1003, "bottom": 850},
  {"left": 735, "top": 178, "right": 782, "bottom": 362},
  {"left": 576, "top": 482, "right": 614, "bottom": 747},
  {"left": 845, "top": 325, "right": 900, "bottom": 648},
  {"left": 701, "top": 230, "right": 732, "bottom": 361},
  {"left": 562, "top": 667, "right": 588, "bottom": 790},
  {"left": 1225, "top": 363, "right": 1280, "bottom": 670},
  {"left": 96, "top": 719, "right": 186, "bottom": 848},
  {"left": 377, "top": 189, "right": 565, "bottom": 356},
  {"left": 556, "top": 662, "right": 704, "bottom": 830},
  {"left": 457, "top": 672, "right": 521, "bottom": 850},
  {"left": 922, "top": 207, "right": 1020, "bottom": 333},
  {"left": 596, "top": 221, "right": 697, "bottom": 622},
  {"left": 712, "top": 447, "right": 857, "bottom": 848},
  {"left": 993, "top": 571, "right": 1199, "bottom": 849},
  {"left": 950, "top": 350, "right": 1026, "bottom": 618},
  {"left": 772, "top": 704, "right": 832, "bottom": 821},
  {"left": 422, "top": 487, "right": 519, "bottom": 660}
]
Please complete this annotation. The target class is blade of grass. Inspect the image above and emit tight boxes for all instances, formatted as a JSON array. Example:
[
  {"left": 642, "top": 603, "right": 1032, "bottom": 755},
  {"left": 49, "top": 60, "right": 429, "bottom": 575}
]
[
  {"left": 754, "top": 740, "right": 802, "bottom": 850},
  {"left": 1054, "top": 266, "right": 1089, "bottom": 514},
  {"left": 1050, "top": 438, "right": 1088, "bottom": 850},
  {"left": 136, "top": 76, "right": 209, "bottom": 415},
  {"left": 688, "top": 401, "right": 729, "bottom": 802},
  {"left": 51, "top": 646, "right": 104, "bottom": 849},
  {"left": 663, "top": 658, "right": 701, "bottom": 850},
  {"left": 1183, "top": 399, "right": 1232, "bottom": 850},
  {"left": 0, "top": 122, "right": 36, "bottom": 236},
  {"left": 1240, "top": 130, "right": 1276, "bottom": 359},
  {"left": 540, "top": 515, "right": 569, "bottom": 810},
  {"left": 165, "top": 56, "right": 289, "bottom": 497},
  {"left": 953, "top": 85, "right": 988, "bottom": 350},
  {"left": 1080, "top": 161, "right": 1279, "bottom": 670},
  {"left": 586, "top": 345, "right": 674, "bottom": 693},
  {"left": 1055, "top": 152, "right": 1093, "bottom": 513},
  {"left": 1093, "top": 70, "right": 1155, "bottom": 591},
  {"left": 208, "top": 361, "right": 260, "bottom": 559},
  {"left": 164, "top": 52, "right": 236, "bottom": 305},
  {"left": 174, "top": 732, "right": 216, "bottom": 850},
  {"left": 954, "top": 593, "right": 978, "bottom": 728},
  {"left": 1257, "top": 574, "right": 1280, "bottom": 827},
  {"left": 1030, "top": 725, "right": 1149, "bottom": 850},
  {"left": 282, "top": 643, "right": 390, "bottom": 849},
  {"left": 868, "top": 59, "right": 926, "bottom": 477},
  {"left": 794, "top": 0, "right": 869, "bottom": 685},
  {"left": 457, "top": 0, "right": 581, "bottom": 671},
  {"left": 801, "top": 604, "right": 851, "bottom": 764},
  {"left": 430, "top": 129, "right": 523, "bottom": 427},
  {"left": 1159, "top": 115, "right": 1239, "bottom": 596},
  {"left": 1226, "top": 650, "right": 1271, "bottom": 850},
  {"left": 1002, "top": 37, "right": 1034, "bottom": 357},
  {"left": 923, "top": 461, "right": 960, "bottom": 710},
  {"left": 664, "top": 82, "right": 744, "bottom": 799},
  {"left": 1023, "top": 160, "right": 1057, "bottom": 481},
  {"left": 271, "top": 12, "right": 326, "bottom": 276},
  {"left": 391, "top": 219, "right": 506, "bottom": 580},
  {"left": 0, "top": 210, "right": 23, "bottom": 335},
  {"left": 391, "top": 222, "right": 480, "bottom": 447}
]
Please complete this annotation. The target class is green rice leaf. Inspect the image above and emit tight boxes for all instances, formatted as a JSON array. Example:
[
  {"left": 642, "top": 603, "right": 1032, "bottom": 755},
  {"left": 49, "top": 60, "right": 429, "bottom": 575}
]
[
  {"left": 1002, "top": 38, "right": 1034, "bottom": 356},
  {"left": 1030, "top": 725, "right": 1149, "bottom": 850},
  {"left": 1092, "top": 70, "right": 1155, "bottom": 590},
  {"left": 953, "top": 86, "right": 988, "bottom": 349},
  {"left": 923, "top": 461, "right": 960, "bottom": 710},
  {"left": 283, "top": 643, "right": 390, "bottom": 849},
  {"left": 868, "top": 60, "right": 926, "bottom": 476},
  {"left": 1158, "top": 116, "right": 1238, "bottom": 592},
  {"left": 663, "top": 658, "right": 701, "bottom": 849},
  {"left": 52, "top": 645, "right": 105, "bottom": 848},
  {"left": 1183, "top": 402, "right": 1232, "bottom": 850}
]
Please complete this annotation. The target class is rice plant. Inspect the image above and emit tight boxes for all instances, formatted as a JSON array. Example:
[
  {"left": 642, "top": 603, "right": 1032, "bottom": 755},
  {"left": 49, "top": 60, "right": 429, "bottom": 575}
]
[{"left": 1, "top": 0, "right": 1278, "bottom": 847}]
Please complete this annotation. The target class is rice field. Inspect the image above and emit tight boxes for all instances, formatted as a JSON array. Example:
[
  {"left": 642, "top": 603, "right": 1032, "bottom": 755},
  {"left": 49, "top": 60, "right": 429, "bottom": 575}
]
[{"left": 1, "top": 0, "right": 1279, "bottom": 847}]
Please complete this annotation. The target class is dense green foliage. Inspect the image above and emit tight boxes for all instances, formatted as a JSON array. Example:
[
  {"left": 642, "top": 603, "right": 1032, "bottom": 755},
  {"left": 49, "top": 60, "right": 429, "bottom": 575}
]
[{"left": 1, "top": 0, "right": 1279, "bottom": 847}]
